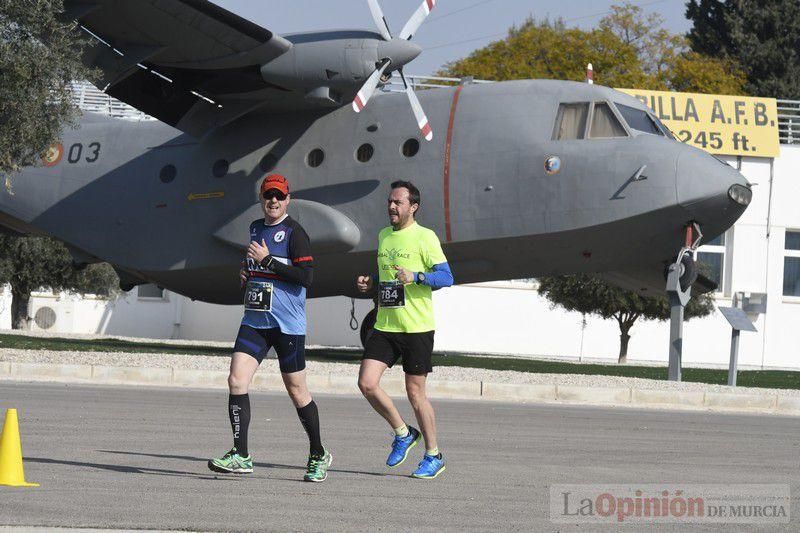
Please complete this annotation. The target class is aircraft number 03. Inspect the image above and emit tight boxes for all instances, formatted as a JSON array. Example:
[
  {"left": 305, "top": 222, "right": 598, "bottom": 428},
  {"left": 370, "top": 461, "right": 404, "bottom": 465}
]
[{"left": 66, "top": 142, "right": 102, "bottom": 164}]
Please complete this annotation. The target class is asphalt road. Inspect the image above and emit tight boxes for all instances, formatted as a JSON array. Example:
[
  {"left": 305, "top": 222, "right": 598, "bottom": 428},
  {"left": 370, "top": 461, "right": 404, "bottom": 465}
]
[{"left": 1, "top": 382, "right": 798, "bottom": 531}]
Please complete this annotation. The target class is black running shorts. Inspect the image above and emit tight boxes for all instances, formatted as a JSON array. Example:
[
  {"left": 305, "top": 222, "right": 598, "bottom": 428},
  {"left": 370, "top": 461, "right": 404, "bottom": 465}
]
[
  {"left": 363, "top": 330, "right": 434, "bottom": 375},
  {"left": 233, "top": 324, "right": 306, "bottom": 373}
]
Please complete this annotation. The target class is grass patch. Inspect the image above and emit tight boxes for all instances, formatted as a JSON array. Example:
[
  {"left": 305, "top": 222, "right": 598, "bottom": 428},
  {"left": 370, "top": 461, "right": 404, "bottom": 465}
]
[
  {"left": 311, "top": 351, "right": 800, "bottom": 390},
  {"left": 0, "top": 333, "right": 228, "bottom": 357},
  {"left": 2, "top": 333, "right": 799, "bottom": 390}
]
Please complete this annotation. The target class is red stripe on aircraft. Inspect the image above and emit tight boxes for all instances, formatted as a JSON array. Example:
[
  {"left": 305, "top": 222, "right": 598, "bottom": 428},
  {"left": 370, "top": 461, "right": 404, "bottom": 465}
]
[
  {"left": 354, "top": 95, "right": 365, "bottom": 111},
  {"left": 443, "top": 84, "right": 464, "bottom": 242},
  {"left": 421, "top": 122, "right": 432, "bottom": 138},
  {"left": 426, "top": 0, "right": 435, "bottom": 11}
]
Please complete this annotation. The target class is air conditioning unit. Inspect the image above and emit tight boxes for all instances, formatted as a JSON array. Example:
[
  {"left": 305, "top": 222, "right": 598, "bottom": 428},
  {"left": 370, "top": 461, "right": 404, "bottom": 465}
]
[{"left": 33, "top": 306, "right": 57, "bottom": 330}]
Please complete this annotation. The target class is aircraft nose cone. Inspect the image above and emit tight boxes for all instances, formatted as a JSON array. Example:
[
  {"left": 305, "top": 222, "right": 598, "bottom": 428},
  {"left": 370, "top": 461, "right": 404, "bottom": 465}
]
[
  {"left": 676, "top": 148, "right": 751, "bottom": 236},
  {"left": 377, "top": 38, "right": 422, "bottom": 69}
]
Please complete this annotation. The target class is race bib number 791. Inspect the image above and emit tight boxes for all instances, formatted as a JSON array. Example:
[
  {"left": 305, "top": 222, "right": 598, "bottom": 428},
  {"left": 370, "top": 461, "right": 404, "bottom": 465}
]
[{"left": 244, "top": 281, "right": 273, "bottom": 312}]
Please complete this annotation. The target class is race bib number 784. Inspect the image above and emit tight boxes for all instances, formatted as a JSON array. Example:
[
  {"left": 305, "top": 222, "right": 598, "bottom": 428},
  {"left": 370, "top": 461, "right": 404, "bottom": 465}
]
[{"left": 379, "top": 281, "right": 405, "bottom": 308}]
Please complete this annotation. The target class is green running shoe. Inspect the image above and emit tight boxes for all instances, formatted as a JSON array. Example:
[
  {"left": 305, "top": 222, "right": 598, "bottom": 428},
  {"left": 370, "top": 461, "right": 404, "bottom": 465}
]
[
  {"left": 304, "top": 449, "right": 332, "bottom": 482},
  {"left": 208, "top": 448, "right": 253, "bottom": 474}
]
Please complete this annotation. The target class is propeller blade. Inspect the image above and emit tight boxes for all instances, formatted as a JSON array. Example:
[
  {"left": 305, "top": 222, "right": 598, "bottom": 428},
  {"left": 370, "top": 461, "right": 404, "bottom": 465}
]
[
  {"left": 400, "top": 71, "right": 433, "bottom": 141},
  {"left": 352, "top": 60, "right": 391, "bottom": 113},
  {"left": 399, "top": 0, "right": 436, "bottom": 40},
  {"left": 367, "top": 0, "right": 392, "bottom": 41}
]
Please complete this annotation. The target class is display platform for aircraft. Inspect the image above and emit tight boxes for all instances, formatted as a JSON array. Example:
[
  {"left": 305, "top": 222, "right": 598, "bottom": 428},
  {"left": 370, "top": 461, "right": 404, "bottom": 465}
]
[
  {"left": 2, "top": 382, "right": 797, "bottom": 530},
  {"left": 0, "top": 0, "right": 752, "bottom": 307}
]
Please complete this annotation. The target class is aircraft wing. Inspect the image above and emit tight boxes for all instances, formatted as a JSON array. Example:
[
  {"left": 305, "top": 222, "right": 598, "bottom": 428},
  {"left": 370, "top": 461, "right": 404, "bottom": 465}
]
[{"left": 63, "top": 0, "right": 294, "bottom": 137}]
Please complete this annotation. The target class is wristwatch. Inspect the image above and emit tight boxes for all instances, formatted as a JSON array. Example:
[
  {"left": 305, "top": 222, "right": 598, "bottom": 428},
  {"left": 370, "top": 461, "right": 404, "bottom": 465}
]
[
  {"left": 416, "top": 272, "right": 426, "bottom": 284},
  {"left": 260, "top": 255, "right": 274, "bottom": 269}
]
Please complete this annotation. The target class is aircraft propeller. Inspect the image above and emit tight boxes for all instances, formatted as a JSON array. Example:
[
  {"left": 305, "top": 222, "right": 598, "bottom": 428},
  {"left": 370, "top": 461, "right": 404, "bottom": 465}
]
[{"left": 353, "top": 0, "right": 436, "bottom": 141}]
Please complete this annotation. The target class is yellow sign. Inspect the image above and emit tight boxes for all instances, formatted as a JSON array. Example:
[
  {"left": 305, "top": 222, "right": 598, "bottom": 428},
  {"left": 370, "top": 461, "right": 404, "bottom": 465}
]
[
  {"left": 187, "top": 191, "right": 225, "bottom": 201},
  {"left": 617, "top": 89, "right": 780, "bottom": 158}
]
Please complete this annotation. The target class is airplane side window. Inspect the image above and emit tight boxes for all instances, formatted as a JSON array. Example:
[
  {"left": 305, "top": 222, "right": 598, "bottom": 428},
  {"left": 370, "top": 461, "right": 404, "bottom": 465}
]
[
  {"left": 212, "top": 159, "right": 229, "bottom": 178},
  {"left": 616, "top": 103, "right": 662, "bottom": 135},
  {"left": 553, "top": 103, "right": 589, "bottom": 140},
  {"left": 589, "top": 103, "right": 627, "bottom": 138},
  {"left": 159, "top": 164, "right": 176, "bottom": 184},
  {"left": 307, "top": 148, "right": 325, "bottom": 168},
  {"left": 356, "top": 143, "right": 374, "bottom": 163},
  {"left": 402, "top": 138, "right": 420, "bottom": 157},
  {"left": 259, "top": 153, "right": 278, "bottom": 172}
]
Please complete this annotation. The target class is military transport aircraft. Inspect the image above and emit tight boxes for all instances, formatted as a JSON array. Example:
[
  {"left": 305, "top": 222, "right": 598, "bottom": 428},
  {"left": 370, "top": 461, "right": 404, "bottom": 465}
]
[{"left": 0, "top": 0, "right": 751, "bottom": 318}]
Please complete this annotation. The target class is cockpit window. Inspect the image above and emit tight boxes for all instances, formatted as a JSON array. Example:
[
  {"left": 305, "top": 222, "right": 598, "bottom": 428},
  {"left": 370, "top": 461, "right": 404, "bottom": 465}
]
[
  {"left": 589, "top": 102, "right": 627, "bottom": 138},
  {"left": 553, "top": 103, "right": 589, "bottom": 140},
  {"left": 616, "top": 103, "right": 663, "bottom": 136},
  {"left": 651, "top": 115, "right": 676, "bottom": 139}
]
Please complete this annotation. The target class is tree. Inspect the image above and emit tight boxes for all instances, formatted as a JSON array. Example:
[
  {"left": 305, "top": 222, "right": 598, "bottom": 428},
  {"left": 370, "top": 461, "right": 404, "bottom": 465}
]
[
  {"left": 601, "top": 2, "right": 746, "bottom": 94},
  {"left": 442, "top": 18, "right": 647, "bottom": 88},
  {"left": 0, "top": 2, "right": 116, "bottom": 329},
  {"left": 1, "top": 0, "right": 94, "bottom": 173},
  {"left": 442, "top": 3, "right": 745, "bottom": 95},
  {"left": 600, "top": 1, "right": 677, "bottom": 77},
  {"left": 537, "top": 275, "right": 715, "bottom": 364},
  {"left": 0, "top": 234, "right": 119, "bottom": 329},
  {"left": 686, "top": 0, "right": 800, "bottom": 99}
]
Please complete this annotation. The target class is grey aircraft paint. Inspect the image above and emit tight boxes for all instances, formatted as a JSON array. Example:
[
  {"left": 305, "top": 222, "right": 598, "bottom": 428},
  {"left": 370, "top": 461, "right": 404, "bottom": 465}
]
[{"left": 0, "top": 0, "right": 750, "bottom": 304}]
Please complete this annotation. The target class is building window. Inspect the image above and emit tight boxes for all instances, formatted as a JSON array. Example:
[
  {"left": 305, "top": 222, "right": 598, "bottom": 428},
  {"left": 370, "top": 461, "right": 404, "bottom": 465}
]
[
  {"left": 697, "top": 233, "right": 725, "bottom": 292},
  {"left": 783, "top": 230, "right": 800, "bottom": 297},
  {"left": 138, "top": 284, "right": 165, "bottom": 300}
]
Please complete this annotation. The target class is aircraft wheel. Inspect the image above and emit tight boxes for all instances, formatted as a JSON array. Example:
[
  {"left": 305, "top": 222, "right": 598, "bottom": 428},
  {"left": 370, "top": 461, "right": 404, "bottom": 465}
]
[
  {"left": 360, "top": 308, "right": 378, "bottom": 347},
  {"left": 679, "top": 254, "right": 698, "bottom": 291},
  {"left": 665, "top": 253, "right": 698, "bottom": 291}
]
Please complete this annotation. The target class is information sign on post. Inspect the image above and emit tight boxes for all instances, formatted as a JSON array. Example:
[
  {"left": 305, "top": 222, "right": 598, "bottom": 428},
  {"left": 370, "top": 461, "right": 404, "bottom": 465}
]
[{"left": 718, "top": 306, "right": 758, "bottom": 387}]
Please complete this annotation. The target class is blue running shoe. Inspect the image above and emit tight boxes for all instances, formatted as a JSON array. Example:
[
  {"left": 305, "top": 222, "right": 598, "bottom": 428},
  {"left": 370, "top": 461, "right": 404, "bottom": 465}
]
[
  {"left": 411, "top": 453, "right": 445, "bottom": 479},
  {"left": 386, "top": 426, "right": 421, "bottom": 467}
]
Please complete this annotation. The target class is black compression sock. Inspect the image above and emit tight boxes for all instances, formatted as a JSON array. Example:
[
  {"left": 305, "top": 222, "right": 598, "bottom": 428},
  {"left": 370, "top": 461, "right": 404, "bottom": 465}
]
[
  {"left": 296, "top": 400, "right": 324, "bottom": 456},
  {"left": 228, "top": 393, "right": 251, "bottom": 457}
]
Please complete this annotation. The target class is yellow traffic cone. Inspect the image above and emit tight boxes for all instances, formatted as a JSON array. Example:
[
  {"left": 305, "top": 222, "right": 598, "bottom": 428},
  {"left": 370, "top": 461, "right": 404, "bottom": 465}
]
[{"left": 0, "top": 408, "right": 39, "bottom": 487}]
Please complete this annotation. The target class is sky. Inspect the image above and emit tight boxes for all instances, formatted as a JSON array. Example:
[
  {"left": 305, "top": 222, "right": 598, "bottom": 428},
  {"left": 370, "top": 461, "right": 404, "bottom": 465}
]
[{"left": 212, "top": 0, "right": 693, "bottom": 75}]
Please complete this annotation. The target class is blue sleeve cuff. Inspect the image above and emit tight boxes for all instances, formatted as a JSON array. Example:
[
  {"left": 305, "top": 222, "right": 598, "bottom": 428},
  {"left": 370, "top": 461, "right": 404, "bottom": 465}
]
[{"left": 420, "top": 262, "right": 454, "bottom": 289}]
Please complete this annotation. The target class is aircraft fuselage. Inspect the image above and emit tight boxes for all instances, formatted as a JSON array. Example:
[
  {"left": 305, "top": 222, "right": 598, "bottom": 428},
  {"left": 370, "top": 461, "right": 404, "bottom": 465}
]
[{"left": 1, "top": 80, "right": 749, "bottom": 303}]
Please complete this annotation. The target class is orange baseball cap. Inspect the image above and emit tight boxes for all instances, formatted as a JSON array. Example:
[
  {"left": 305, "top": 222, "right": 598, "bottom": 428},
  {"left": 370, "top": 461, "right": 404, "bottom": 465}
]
[{"left": 260, "top": 173, "right": 289, "bottom": 195}]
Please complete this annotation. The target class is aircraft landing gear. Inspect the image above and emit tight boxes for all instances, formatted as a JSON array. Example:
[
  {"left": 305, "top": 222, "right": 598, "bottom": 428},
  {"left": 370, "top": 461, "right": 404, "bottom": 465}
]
[
  {"left": 664, "top": 251, "right": 698, "bottom": 292},
  {"left": 666, "top": 222, "right": 703, "bottom": 382}
]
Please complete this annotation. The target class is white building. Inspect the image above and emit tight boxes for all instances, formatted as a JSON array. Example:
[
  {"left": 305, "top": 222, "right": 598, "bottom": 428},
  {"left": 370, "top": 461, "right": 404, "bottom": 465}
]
[{"left": 2, "top": 87, "right": 799, "bottom": 370}]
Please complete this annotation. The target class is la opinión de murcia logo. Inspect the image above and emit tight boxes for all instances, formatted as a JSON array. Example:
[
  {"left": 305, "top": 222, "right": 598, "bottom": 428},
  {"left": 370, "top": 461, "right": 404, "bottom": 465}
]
[{"left": 550, "top": 484, "right": 790, "bottom": 524}]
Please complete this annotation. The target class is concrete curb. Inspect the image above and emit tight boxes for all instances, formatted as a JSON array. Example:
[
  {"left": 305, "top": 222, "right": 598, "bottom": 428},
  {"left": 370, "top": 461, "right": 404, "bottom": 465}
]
[{"left": 1, "top": 362, "right": 798, "bottom": 417}]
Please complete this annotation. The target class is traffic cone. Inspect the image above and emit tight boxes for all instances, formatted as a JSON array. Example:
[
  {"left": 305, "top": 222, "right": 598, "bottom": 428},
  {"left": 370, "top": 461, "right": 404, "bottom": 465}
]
[{"left": 0, "top": 408, "right": 39, "bottom": 487}]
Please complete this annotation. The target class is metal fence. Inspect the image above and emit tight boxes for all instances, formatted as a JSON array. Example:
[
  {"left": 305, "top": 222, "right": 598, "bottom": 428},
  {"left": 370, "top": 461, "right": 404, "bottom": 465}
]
[
  {"left": 381, "top": 74, "right": 493, "bottom": 93},
  {"left": 69, "top": 81, "right": 154, "bottom": 121},
  {"left": 777, "top": 99, "right": 800, "bottom": 145},
  {"left": 69, "top": 79, "right": 800, "bottom": 146}
]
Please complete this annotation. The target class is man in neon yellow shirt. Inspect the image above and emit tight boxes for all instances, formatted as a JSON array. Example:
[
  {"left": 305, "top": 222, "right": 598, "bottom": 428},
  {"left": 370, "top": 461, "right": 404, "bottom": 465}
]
[{"left": 356, "top": 180, "right": 454, "bottom": 479}]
